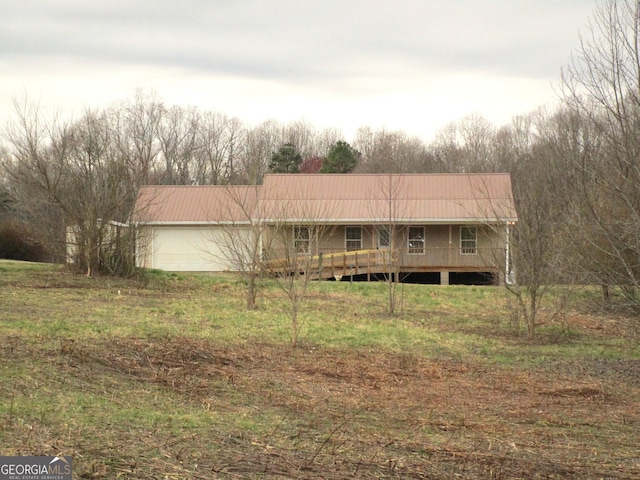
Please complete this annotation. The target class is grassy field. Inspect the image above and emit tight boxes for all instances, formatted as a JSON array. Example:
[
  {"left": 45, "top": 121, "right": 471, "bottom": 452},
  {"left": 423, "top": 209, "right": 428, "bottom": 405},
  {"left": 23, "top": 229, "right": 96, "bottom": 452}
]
[{"left": 0, "top": 260, "right": 639, "bottom": 479}]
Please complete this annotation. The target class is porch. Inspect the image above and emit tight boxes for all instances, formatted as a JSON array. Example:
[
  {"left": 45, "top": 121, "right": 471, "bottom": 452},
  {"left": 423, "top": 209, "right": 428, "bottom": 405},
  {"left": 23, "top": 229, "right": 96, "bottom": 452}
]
[{"left": 262, "top": 247, "right": 506, "bottom": 284}]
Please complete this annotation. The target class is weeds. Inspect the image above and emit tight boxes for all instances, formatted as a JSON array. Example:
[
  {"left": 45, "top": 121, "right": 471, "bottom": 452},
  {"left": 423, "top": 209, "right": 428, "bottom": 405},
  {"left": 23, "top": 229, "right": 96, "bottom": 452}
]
[{"left": 0, "top": 261, "right": 638, "bottom": 478}]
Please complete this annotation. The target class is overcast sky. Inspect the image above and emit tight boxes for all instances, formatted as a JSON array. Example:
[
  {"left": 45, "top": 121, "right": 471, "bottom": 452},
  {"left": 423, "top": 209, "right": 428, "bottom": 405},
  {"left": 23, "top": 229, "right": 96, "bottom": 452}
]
[{"left": 1, "top": 0, "right": 597, "bottom": 141}]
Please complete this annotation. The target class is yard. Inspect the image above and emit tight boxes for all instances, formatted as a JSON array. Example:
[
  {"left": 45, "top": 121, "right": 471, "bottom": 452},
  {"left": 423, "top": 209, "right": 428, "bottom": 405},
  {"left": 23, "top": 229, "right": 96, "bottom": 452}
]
[{"left": 0, "top": 260, "right": 638, "bottom": 479}]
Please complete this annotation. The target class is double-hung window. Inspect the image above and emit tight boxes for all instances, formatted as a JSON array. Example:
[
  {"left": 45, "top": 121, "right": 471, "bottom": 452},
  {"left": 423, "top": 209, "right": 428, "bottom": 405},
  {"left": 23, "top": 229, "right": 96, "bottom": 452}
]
[
  {"left": 408, "top": 226, "right": 425, "bottom": 254},
  {"left": 294, "top": 226, "right": 310, "bottom": 254},
  {"left": 345, "top": 226, "right": 362, "bottom": 251},
  {"left": 460, "top": 226, "right": 477, "bottom": 254}
]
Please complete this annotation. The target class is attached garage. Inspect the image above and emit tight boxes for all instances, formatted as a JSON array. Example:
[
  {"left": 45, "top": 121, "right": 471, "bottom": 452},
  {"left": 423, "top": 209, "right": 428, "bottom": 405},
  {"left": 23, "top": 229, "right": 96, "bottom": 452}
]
[
  {"left": 134, "top": 185, "right": 259, "bottom": 272},
  {"left": 151, "top": 226, "right": 232, "bottom": 272}
]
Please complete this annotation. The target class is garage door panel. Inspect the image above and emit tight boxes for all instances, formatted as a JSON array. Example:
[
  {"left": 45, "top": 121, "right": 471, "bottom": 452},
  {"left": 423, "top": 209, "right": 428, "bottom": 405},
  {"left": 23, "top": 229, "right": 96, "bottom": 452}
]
[{"left": 153, "top": 227, "right": 233, "bottom": 271}]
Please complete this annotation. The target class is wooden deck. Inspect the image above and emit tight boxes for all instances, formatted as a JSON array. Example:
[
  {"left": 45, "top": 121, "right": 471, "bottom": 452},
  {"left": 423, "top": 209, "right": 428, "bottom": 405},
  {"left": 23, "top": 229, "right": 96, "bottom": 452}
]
[
  {"left": 262, "top": 249, "right": 388, "bottom": 280},
  {"left": 262, "top": 248, "right": 503, "bottom": 281}
]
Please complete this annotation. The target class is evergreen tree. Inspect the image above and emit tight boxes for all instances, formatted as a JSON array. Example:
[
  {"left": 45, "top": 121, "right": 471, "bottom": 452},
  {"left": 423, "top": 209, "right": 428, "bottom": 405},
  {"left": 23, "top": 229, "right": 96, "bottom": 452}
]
[
  {"left": 269, "top": 143, "right": 303, "bottom": 173},
  {"left": 320, "top": 141, "right": 359, "bottom": 173}
]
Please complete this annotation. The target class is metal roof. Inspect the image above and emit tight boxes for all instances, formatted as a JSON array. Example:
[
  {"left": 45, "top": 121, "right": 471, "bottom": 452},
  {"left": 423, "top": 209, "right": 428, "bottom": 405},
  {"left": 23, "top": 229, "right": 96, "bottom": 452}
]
[
  {"left": 135, "top": 174, "right": 517, "bottom": 225},
  {"left": 135, "top": 185, "right": 259, "bottom": 224},
  {"left": 259, "top": 173, "right": 517, "bottom": 223}
]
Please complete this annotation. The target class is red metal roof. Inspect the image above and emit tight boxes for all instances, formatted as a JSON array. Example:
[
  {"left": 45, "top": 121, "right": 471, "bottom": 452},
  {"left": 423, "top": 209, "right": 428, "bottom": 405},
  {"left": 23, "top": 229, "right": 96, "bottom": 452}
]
[
  {"left": 135, "top": 174, "right": 517, "bottom": 224},
  {"left": 259, "top": 173, "right": 517, "bottom": 223},
  {"left": 135, "top": 185, "right": 259, "bottom": 224}
]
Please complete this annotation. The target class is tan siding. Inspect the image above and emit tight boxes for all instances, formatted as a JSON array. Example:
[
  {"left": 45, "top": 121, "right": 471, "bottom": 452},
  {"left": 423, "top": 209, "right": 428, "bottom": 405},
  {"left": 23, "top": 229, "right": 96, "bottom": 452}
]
[
  {"left": 426, "top": 225, "right": 450, "bottom": 249},
  {"left": 321, "top": 228, "right": 348, "bottom": 253}
]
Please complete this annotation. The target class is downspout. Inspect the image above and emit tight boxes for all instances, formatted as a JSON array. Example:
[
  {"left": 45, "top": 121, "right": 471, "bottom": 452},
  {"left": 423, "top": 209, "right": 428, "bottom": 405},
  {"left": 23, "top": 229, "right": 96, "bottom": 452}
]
[
  {"left": 133, "top": 222, "right": 140, "bottom": 268},
  {"left": 258, "top": 218, "right": 263, "bottom": 262},
  {"left": 505, "top": 222, "right": 512, "bottom": 285}
]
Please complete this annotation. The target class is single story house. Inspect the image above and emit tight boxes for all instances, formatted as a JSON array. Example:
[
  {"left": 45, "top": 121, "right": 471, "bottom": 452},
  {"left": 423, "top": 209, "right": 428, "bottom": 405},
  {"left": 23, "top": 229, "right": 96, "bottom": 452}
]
[{"left": 134, "top": 173, "right": 517, "bottom": 284}]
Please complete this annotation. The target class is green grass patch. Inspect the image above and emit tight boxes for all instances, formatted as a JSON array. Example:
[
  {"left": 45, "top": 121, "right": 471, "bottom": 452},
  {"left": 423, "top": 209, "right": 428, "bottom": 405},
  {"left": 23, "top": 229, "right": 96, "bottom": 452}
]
[{"left": 1, "top": 261, "right": 639, "bottom": 478}]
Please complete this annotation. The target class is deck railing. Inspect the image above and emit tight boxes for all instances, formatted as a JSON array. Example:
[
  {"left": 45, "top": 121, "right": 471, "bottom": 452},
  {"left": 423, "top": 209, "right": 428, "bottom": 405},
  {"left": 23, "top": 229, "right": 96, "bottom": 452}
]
[
  {"left": 261, "top": 249, "right": 381, "bottom": 277},
  {"left": 262, "top": 247, "right": 505, "bottom": 279}
]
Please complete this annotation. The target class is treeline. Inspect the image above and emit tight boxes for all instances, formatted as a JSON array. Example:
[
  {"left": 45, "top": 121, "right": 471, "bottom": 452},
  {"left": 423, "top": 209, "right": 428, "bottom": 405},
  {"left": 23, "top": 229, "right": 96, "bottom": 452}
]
[
  {"left": 0, "top": 92, "right": 506, "bottom": 269},
  {"left": 1, "top": 0, "right": 640, "bottom": 311}
]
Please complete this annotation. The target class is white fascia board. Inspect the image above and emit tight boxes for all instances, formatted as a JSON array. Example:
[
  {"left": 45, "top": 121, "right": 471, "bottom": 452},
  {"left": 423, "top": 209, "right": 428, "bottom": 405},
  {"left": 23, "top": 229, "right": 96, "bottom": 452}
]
[
  {"left": 133, "top": 220, "right": 253, "bottom": 226},
  {"left": 258, "top": 217, "right": 517, "bottom": 224},
  {"left": 135, "top": 217, "right": 518, "bottom": 226}
]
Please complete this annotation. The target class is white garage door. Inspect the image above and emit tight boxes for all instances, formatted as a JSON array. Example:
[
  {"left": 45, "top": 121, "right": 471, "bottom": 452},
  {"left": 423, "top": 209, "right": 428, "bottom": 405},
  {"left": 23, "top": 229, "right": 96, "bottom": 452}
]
[{"left": 152, "top": 227, "right": 243, "bottom": 272}]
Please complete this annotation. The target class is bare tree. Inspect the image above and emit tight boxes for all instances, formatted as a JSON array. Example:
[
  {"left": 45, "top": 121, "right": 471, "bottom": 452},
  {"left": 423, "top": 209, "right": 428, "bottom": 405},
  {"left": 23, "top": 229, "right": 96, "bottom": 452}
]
[
  {"left": 314, "top": 127, "right": 344, "bottom": 159},
  {"left": 211, "top": 185, "right": 264, "bottom": 309},
  {"left": 367, "top": 173, "right": 407, "bottom": 316},
  {"left": 430, "top": 114, "right": 497, "bottom": 173},
  {"left": 560, "top": 0, "right": 640, "bottom": 308},
  {"left": 236, "top": 120, "right": 281, "bottom": 185},
  {"left": 194, "top": 111, "right": 243, "bottom": 185},
  {"left": 114, "top": 90, "right": 164, "bottom": 186},
  {"left": 505, "top": 164, "right": 568, "bottom": 337},
  {"left": 491, "top": 113, "right": 537, "bottom": 174},
  {"left": 281, "top": 120, "right": 317, "bottom": 160},
  {"left": 458, "top": 113, "right": 498, "bottom": 172},
  {"left": 2, "top": 98, "right": 70, "bottom": 263},
  {"left": 476, "top": 115, "right": 572, "bottom": 337},
  {"left": 156, "top": 105, "right": 200, "bottom": 185},
  {"left": 261, "top": 184, "right": 336, "bottom": 347},
  {"left": 2, "top": 98, "right": 137, "bottom": 275},
  {"left": 354, "top": 127, "right": 436, "bottom": 173}
]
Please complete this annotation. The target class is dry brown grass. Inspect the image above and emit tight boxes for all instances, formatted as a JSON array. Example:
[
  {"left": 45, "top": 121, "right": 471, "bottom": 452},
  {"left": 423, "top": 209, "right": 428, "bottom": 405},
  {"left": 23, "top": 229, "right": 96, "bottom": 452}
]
[
  {"left": 2, "top": 334, "right": 638, "bottom": 479},
  {"left": 1, "top": 262, "right": 639, "bottom": 479}
]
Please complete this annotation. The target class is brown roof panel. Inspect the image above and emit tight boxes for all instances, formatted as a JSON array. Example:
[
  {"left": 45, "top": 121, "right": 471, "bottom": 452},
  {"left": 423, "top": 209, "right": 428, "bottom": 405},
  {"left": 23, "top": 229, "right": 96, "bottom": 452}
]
[
  {"left": 134, "top": 174, "right": 517, "bottom": 225},
  {"left": 259, "top": 173, "right": 517, "bottom": 223},
  {"left": 135, "top": 185, "right": 259, "bottom": 224}
]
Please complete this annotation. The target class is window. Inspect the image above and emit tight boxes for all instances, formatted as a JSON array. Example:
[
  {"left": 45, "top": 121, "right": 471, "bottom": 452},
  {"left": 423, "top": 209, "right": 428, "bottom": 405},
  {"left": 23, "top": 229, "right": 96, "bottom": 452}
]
[
  {"left": 376, "top": 227, "right": 390, "bottom": 249},
  {"left": 408, "top": 226, "right": 425, "bottom": 254},
  {"left": 345, "top": 226, "right": 362, "bottom": 251},
  {"left": 294, "top": 226, "right": 310, "bottom": 254},
  {"left": 460, "top": 226, "right": 477, "bottom": 254}
]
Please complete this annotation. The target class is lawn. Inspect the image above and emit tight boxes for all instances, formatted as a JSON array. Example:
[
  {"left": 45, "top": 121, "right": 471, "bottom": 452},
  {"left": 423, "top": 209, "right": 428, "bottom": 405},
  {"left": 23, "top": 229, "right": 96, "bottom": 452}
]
[{"left": 0, "top": 260, "right": 639, "bottom": 479}]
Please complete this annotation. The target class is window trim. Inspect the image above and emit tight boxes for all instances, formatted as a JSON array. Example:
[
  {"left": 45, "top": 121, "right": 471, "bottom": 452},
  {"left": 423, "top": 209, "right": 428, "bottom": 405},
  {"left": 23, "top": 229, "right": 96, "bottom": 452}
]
[
  {"left": 408, "top": 226, "right": 425, "bottom": 255},
  {"left": 345, "top": 226, "right": 362, "bottom": 251},
  {"left": 460, "top": 226, "right": 477, "bottom": 255}
]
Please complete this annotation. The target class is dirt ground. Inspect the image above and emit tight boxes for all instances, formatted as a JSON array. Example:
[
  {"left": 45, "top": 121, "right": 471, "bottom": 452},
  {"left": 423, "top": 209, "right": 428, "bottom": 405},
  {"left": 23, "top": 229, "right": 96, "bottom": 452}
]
[
  {"left": 4, "top": 321, "right": 637, "bottom": 479},
  {"left": 1, "top": 264, "right": 638, "bottom": 479}
]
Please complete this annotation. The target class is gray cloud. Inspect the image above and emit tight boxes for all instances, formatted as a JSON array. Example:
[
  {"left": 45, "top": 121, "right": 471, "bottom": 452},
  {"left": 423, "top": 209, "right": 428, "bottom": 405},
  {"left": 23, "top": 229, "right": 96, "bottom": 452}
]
[
  {"left": 0, "top": 0, "right": 598, "bottom": 136},
  {"left": 2, "top": 0, "right": 595, "bottom": 80}
]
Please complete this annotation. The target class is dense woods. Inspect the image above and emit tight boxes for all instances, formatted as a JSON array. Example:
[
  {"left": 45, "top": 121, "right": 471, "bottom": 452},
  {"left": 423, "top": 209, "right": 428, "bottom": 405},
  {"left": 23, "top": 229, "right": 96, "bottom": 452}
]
[{"left": 1, "top": 1, "right": 639, "bottom": 313}]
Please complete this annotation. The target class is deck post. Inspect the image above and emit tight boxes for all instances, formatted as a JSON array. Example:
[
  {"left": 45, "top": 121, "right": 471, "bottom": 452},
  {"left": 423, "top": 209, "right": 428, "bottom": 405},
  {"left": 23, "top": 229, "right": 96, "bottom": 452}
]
[
  {"left": 440, "top": 271, "right": 450, "bottom": 285},
  {"left": 354, "top": 251, "right": 358, "bottom": 275}
]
